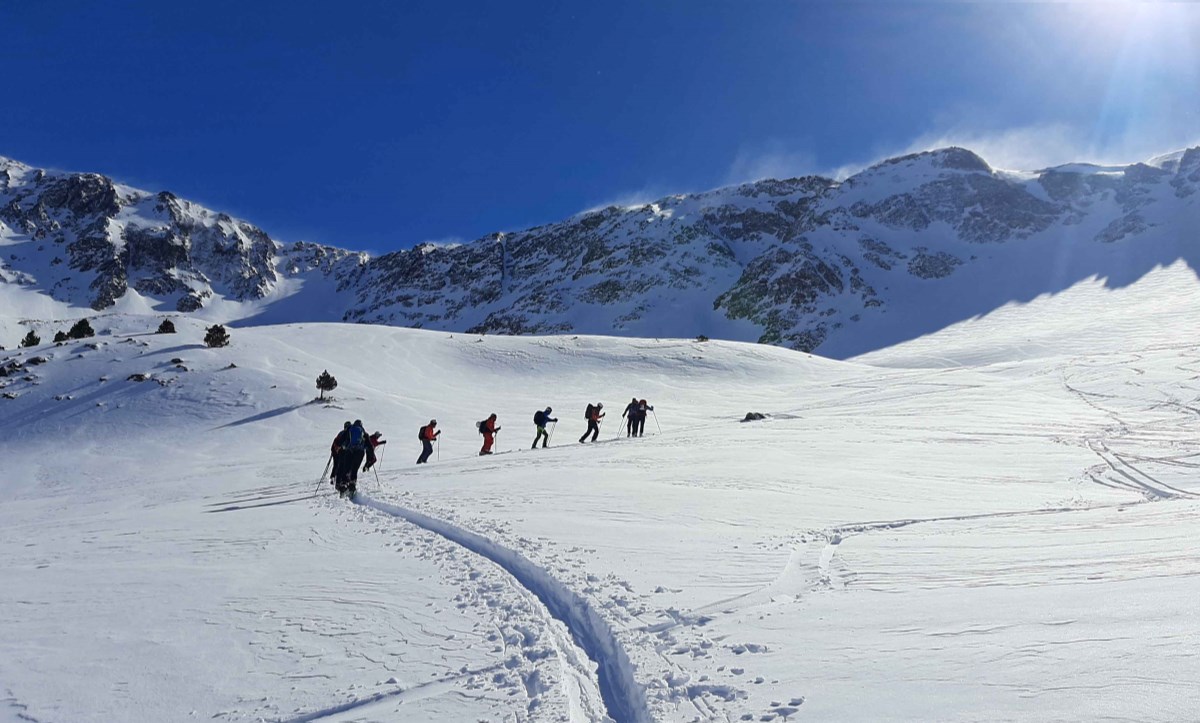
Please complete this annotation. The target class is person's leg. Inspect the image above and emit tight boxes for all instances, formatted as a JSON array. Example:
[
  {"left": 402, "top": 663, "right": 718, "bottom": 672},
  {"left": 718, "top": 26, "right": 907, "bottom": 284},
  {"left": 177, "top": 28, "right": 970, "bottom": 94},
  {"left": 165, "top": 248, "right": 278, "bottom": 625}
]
[
  {"left": 347, "top": 450, "right": 364, "bottom": 491},
  {"left": 335, "top": 450, "right": 351, "bottom": 490}
]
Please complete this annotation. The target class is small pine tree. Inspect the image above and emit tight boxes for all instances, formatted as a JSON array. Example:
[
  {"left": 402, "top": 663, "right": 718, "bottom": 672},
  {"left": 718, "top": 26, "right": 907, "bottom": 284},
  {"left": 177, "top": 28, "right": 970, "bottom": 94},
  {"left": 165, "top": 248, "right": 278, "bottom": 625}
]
[
  {"left": 54, "top": 331, "right": 69, "bottom": 343},
  {"left": 20, "top": 330, "right": 40, "bottom": 348},
  {"left": 204, "top": 324, "right": 230, "bottom": 348},
  {"left": 68, "top": 319, "right": 95, "bottom": 339},
  {"left": 316, "top": 369, "right": 338, "bottom": 399},
  {"left": 156, "top": 319, "right": 176, "bottom": 334}
]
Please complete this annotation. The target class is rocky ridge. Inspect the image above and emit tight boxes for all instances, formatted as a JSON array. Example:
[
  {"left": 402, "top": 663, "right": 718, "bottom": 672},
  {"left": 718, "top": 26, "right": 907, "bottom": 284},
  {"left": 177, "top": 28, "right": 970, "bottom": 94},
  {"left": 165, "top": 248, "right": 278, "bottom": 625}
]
[{"left": 2, "top": 146, "right": 1198, "bottom": 355}]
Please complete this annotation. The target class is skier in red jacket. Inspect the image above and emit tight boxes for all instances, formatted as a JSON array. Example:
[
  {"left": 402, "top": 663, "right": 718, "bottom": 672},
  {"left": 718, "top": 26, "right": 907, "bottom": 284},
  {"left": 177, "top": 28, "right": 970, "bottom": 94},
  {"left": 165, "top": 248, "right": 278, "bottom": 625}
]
[
  {"left": 479, "top": 413, "right": 500, "bottom": 455},
  {"left": 417, "top": 420, "right": 440, "bottom": 464}
]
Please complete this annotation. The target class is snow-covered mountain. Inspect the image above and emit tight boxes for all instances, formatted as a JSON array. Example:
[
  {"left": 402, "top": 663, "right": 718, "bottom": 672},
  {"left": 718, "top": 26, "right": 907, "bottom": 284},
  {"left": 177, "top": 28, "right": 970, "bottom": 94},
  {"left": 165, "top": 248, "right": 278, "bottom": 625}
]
[
  {"left": 3, "top": 147, "right": 1199, "bottom": 356},
  {"left": 6, "top": 148, "right": 1200, "bottom": 722}
]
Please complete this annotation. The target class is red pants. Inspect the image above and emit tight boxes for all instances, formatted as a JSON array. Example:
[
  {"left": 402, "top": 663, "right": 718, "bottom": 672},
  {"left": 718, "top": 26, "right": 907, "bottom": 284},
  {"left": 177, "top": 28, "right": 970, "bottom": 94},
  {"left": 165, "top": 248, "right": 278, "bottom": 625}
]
[{"left": 480, "top": 432, "right": 494, "bottom": 455}]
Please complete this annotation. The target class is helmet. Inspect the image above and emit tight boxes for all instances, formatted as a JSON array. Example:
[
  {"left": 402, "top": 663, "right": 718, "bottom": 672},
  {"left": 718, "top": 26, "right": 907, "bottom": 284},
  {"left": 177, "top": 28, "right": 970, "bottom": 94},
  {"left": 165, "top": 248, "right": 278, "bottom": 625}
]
[
  {"left": 597, "top": 402, "right": 604, "bottom": 409},
  {"left": 353, "top": 419, "right": 363, "bottom": 426},
  {"left": 370, "top": 431, "right": 382, "bottom": 438},
  {"left": 429, "top": 419, "right": 437, "bottom": 425},
  {"left": 640, "top": 399, "right": 647, "bottom": 404},
  {"left": 343, "top": 421, "right": 352, "bottom": 429},
  {"left": 545, "top": 406, "right": 552, "bottom": 413},
  {"left": 489, "top": 413, "right": 497, "bottom": 419}
]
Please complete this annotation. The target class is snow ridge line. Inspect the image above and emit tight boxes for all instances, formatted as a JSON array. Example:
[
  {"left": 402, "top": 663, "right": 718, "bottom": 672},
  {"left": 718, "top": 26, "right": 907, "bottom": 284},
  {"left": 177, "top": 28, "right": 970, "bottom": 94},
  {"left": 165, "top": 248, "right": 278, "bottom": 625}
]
[{"left": 355, "top": 494, "right": 652, "bottom": 723}]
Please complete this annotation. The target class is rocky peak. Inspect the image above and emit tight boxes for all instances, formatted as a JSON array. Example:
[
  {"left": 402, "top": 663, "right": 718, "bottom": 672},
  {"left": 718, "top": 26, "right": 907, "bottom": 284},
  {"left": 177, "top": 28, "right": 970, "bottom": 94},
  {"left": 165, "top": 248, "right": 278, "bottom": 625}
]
[{"left": 2, "top": 145, "right": 1197, "bottom": 357}]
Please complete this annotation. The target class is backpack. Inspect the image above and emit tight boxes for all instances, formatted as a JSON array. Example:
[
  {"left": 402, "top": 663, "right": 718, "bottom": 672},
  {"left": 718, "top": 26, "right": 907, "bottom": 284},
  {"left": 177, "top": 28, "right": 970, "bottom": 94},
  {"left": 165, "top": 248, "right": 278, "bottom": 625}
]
[
  {"left": 477, "top": 419, "right": 488, "bottom": 435},
  {"left": 418, "top": 425, "right": 427, "bottom": 441},
  {"left": 346, "top": 424, "right": 367, "bottom": 450},
  {"left": 585, "top": 404, "right": 595, "bottom": 420},
  {"left": 534, "top": 411, "right": 544, "bottom": 426}
]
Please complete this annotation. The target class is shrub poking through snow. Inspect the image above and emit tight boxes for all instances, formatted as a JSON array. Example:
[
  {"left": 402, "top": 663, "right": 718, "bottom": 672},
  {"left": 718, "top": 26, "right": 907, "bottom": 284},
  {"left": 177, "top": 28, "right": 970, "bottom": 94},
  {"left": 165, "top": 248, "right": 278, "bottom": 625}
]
[
  {"left": 696, "top": 334, "right": 710, "bottom": 342},
  {"left": 316, "top": 369, "right": 338, "bottom": 399},
  {"left": 20, "top": 330, "right": 40, "bottom": 348},
  {"left": 67, "top": 319, "right": 95, "bottom": 339},
  {"left": 54, "top": 331, "right": 69, "bottom": 343},
  {"left": 204, "top": 324, "right": 230, "bottom": 348},
  {"left": 156, "top": 319, "right": 176, "bottom": 334}
]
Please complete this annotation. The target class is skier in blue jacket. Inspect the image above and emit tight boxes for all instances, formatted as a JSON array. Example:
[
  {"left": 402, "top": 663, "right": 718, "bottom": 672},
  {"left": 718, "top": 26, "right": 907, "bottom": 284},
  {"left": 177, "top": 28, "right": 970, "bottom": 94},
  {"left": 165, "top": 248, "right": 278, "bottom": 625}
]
[{"left": 532, "top": 407, "right": 558, "bottom": 449}]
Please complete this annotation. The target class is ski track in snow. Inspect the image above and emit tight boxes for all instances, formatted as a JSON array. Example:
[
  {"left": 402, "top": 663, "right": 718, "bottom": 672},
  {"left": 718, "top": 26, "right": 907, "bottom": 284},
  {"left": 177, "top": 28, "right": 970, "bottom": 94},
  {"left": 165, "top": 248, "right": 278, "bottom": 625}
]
[
  {"left": 275, "top": 666, "right": 497, "bottom": 723},
  {"left": 795, "top": 350, "right": 1200, "bottom": 636},
  {"left": 1, "top": 691, "right": 37, "bottom": 723},
  {"left": 351, "top": 493, "right": 650, "bottom": 723}
]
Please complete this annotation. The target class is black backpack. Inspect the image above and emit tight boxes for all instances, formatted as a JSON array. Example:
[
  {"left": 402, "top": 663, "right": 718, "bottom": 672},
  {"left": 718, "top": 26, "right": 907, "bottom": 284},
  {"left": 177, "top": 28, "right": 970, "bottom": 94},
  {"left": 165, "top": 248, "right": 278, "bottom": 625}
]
[
  {"left": 477, "top": 419, "right": 488, "bottom": 435},
  {"left": 585, "top": 404, "right": 595, "bottom": 420},
  {"left": 418, "top": 425, "right": 426, "bottom": 441}
]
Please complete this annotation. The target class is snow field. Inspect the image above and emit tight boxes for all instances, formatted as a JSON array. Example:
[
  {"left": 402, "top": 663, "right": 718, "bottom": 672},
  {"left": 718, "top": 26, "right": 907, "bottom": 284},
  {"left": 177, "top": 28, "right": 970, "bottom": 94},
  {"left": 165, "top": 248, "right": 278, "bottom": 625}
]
[{"left": 3, "top": 303, "right": 1200, "bottom": 721}]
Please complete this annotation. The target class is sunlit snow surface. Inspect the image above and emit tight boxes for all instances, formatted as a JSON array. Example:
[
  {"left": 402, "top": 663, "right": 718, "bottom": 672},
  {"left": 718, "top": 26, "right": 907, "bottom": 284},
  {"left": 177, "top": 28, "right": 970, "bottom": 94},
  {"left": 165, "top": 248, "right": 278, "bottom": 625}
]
[{"left": 3, "top": 266, "right": 1200, "bottom": 721}]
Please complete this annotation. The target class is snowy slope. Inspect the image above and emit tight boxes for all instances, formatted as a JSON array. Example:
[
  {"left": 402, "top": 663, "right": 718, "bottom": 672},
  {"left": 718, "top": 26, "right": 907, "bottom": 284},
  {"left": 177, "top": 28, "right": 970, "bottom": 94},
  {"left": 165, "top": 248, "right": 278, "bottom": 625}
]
[
  {"left": 4, "top": 296, "right": 1200, "bottom": 721},
  {"left": 4, "top": 146, "right": 1200, "bottom": 358}
]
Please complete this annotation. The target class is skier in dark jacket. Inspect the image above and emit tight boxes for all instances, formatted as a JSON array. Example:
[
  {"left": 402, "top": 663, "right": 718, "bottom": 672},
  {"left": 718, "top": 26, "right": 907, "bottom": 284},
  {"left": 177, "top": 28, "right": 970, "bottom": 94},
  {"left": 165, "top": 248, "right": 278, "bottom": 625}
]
[
  {"left": 579, "top": 402, "right": 605, "bottom": 443},
  {"left": 417, "top": 420, "right": 440, "bottom": 464},
  {"left": 334, "top": 419, "right": 374, "bottom": 495},
  {"left": 634, "top": 399, "right": 654, "bottom": 437},
  {"left": 532, "top": 407, "right": 557, "bottom": 449},
  {"left": 330, "top": 421, "right": 351, "bottom": 484},
  {"left": 479, "top": 414, "right": 500, "bottom": 455},
  {"left": 621, "top": 397, "right": 638, "bottom": 437}
]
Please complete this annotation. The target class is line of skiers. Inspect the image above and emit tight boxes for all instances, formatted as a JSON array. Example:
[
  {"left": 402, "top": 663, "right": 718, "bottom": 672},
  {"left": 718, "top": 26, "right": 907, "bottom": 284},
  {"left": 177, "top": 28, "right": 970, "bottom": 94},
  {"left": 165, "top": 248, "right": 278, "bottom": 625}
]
[
  {"left": 324, "top": 401, "right": 656, "bottom": 486},
  {"left": 574, "top": 398, "right": 655, "bottom": 444}
]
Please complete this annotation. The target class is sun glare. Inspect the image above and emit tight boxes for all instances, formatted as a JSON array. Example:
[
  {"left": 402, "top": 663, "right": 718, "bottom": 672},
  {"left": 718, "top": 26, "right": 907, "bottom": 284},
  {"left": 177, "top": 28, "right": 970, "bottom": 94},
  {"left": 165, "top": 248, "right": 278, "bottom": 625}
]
[{"left": 1066, "top": 1, "right": 1190, "bottom": 45}]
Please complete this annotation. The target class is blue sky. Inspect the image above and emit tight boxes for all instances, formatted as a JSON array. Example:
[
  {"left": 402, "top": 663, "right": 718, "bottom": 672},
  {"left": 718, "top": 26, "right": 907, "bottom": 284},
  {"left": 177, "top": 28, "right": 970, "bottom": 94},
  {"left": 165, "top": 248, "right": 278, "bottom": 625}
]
[{"left": 2, "top": 1, "right": 1197, "bottom": 252}]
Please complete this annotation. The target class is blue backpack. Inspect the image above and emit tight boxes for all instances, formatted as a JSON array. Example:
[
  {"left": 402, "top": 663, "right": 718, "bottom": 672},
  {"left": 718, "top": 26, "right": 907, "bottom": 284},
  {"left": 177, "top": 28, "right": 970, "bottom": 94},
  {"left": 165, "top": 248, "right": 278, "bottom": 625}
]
[{"left": 346, "top": 424, "right": 367, "bottom": 450}]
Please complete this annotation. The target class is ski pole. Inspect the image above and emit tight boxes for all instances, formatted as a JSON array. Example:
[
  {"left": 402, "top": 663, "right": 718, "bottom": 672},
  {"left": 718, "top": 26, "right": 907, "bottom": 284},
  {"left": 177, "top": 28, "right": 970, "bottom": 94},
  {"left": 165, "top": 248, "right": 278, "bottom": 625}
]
[
  {"left": 652, "top": 409, "right": 662, "bottom": 434},
  {"left": 377, "top": 445, "right": 385, "bottom": 472},
  {"left": 436, "top": 436, "right": 441, "bottom": 462},
  {"left": 315, "top": 454, "right": 332, "bottom": 493},
  {"left": 548, "top": 421, "right": 556, "bottom": 443}
]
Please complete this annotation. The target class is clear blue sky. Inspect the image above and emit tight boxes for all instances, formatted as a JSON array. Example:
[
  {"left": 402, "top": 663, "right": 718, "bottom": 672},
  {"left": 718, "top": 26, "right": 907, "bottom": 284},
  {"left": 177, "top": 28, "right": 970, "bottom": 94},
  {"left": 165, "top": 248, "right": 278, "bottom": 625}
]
[{"left": 2, "top": 1, "right": 1197, "bottom": 252}]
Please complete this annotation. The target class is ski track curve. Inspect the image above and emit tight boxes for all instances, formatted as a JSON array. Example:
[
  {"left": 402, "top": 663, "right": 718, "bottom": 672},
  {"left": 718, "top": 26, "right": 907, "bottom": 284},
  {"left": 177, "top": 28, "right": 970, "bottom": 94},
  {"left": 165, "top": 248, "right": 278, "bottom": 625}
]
[{"left": 354, "top": 493, "right": 653, "bottom": 723}]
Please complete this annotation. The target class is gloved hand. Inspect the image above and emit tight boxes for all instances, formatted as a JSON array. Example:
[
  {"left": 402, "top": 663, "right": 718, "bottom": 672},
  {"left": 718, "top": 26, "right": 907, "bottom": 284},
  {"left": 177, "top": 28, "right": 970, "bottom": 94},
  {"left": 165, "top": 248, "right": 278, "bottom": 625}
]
[{"left": 363, "top": 462, "right": 373, "bottom": 472}]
